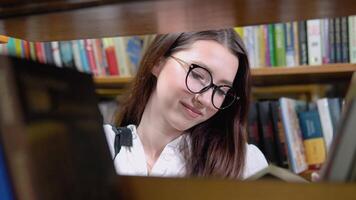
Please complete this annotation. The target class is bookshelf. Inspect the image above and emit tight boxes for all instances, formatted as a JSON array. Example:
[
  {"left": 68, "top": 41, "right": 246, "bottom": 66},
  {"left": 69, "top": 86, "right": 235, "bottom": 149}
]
[
  {"left": 94, "top": 64, "right": 356, "bottom": 96},
  {"left": 1, "top": 0, "right": 356, "bottom": 41},
  {"left": 1, "top": 0, "right": 356, "bottom": 199}
]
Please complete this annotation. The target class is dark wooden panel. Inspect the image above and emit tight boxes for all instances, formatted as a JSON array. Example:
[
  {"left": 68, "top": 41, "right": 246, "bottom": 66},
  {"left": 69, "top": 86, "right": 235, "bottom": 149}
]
[
  {"left": 1, "top": 0, "right": 356, "bottom": 41},
  {"left": 115, "top": 175, "right": 356, "bottom": 200}
]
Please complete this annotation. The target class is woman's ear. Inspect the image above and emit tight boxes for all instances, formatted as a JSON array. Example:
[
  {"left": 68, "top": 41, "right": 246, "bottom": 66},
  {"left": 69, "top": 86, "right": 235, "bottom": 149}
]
[{"left": 151, "top": 59, "right": 165, "bottom": 77}]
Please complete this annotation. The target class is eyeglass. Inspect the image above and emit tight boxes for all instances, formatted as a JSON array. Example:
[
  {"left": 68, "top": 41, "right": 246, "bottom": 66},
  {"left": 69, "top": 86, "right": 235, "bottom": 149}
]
[{"left": 170, "top": 55, "right": 239, "bottom": 110}]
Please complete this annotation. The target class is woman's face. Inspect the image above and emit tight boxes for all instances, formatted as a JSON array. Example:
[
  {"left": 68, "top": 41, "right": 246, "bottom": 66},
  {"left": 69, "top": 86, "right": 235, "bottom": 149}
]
[{"left": 151, "top": 40, "right": 239, "bottom": 131}]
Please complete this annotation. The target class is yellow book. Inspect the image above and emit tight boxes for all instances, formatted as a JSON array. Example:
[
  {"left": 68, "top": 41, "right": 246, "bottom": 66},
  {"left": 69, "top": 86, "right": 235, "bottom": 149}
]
[
  {"left": 303, "top": 138, "right": 326, "bottom": 165},
  {"left": 234, "top": 27, "right": 244, "bottom": 38}
]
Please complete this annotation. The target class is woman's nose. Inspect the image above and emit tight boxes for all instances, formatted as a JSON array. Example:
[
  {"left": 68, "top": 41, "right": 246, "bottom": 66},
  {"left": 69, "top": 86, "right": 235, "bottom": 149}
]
[{"left": 194, "top": 88, "right": 214, "bottom": 108}]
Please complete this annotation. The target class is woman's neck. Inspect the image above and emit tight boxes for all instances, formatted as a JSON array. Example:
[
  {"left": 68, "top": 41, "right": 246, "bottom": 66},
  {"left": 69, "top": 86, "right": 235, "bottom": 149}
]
[{"left": 136, "top": 95, "right": 183, "bottom": 166}]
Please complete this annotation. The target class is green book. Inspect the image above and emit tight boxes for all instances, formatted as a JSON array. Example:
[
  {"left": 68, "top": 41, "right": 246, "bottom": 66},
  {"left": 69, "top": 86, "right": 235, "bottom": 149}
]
[{"left": 274, "top": 23, "right": 286, "bottom": 67}]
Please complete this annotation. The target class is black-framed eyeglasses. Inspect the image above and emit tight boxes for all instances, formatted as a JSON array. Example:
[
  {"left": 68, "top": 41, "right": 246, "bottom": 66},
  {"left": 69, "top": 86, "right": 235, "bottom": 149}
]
[{"left": 170, "top": 55, "right": 239, "bottom": 110}]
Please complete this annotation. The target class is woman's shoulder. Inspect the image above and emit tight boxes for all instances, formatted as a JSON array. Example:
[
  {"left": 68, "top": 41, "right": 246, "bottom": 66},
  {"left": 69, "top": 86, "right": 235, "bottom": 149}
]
[{"left": 243, "top": 143, "right": 268, "bottom": 179}]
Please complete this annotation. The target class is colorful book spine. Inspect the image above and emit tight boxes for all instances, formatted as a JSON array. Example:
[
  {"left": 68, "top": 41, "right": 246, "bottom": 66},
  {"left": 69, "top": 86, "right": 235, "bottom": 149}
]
[
  {"left": 44, "top": 42, "right": 54, "bottom": 65},
  {"left": 259, "top": 25, "right": 268, "bottom": 67},
  {"left": 0, "top": 143, "right": 14, "bottom": 200},
  {"left": 298, "top": 110, "right": 326, "bottom": 166},
  {"left": 253, "top": 26, "right": 261, "bottom": 67},
  {"left": 257, "top": 101, "right": 278, "bottom": 165},
  {"left": 267, "top": 24, "right": 276, "bottom": 66},
  {"left": 243, "top": 26, "right": 256, "bottom": 68},
  {"left": 279, "top": 98, "right": 308, "bottom": 174},
  {"left": 71, "top": 40, "right": 83, "bottom": 72},
  {"left": 349, "top": 15, "right": 356, "bottom": 63},
  {"left": 51, "top": 41, "right": 62, "bottom": 67},
  {"left": 114, "top": 37, "right": 132, "bottom": 76},
  {"left": 316, "top": 98, "right": 334, "bottom": 153},
  {"left": 103, "top": 38, "right": 119, "bottom": 76},
  {"left": 35, "top": 42, "right": 45, "bottom": 63},
  {"left": 84, "top": 39, "right": 99, "bottom": 75},
  {"left": 270, "top": 101, "right": 289, "bottom": 168},
  {"left": 328, "top": 18, "right": 336, "bottom": 63},
  {"left": 335, "top": 18, "right": 342, "bottom": 62},
  {"left": 292, "top": 22, "right": 300, "bottom": 66},
  {"left": 126, "top": 36, "right": 143, "bottom": 74},
  {"left": 285, "top": 22, "right": 296, "bottom": 67},
  {"left": 307, "top": 19, "right": 322, "bottom": 65},
  {"left": 78, "top": 40, "right": 90, "bottom": 73},
  {"left": 274, "top": 23, "right": 286, "bottom": 67},
  {"left": 247, "top": 102, "right": 261, "bottom": 148},
  {"left": 298, "top": 21, "right": 308, "bottom": 65},
  {"left": 14, "top": 38, "right": 23, "bottom": 58},
  {"left": 59, "top": 41, "right": 75, "bottom": 68},
  {"left": 341, "top": 17, "right": 349, "bottom": 63},
  {"left": 321, "top": 19, "right": 330, "bottom": 64}
]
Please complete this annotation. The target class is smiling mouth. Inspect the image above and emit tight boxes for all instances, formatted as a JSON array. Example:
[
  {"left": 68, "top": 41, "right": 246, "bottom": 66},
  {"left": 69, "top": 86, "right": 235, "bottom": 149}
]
[{"left": 181, "top": 102, "right": 202, "bottom": 118}]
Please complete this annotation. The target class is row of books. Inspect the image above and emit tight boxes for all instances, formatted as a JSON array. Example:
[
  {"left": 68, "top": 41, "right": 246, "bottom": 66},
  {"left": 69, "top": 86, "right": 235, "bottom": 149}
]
[
  {"left": 0, "top": 35, "right": 155, "bottom": 77},
  {"left": 248, "top": 97, "right": 343, "bottom": 174},
  {"left": 0, "top": 16, "right": 355, "bottom": 78},
  {"left": 235, "top": 16, "right": 356, "bottom": 68}
]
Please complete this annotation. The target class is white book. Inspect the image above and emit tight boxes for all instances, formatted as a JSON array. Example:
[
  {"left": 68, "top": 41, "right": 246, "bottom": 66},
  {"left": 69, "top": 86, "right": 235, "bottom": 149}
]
[
  {"left": 279, "top": 98, "right": 308, "bottom": 174},
  {"left": 253, "top": 26, "right": 260, "bottom": 68},
  {"left": 246, "top": 164, "right": 309, "bottom": 183},
  {"left": 321, "top": 19, "right": 330, "bottom": 64},
  {"left": 71, "top": 40, "right": 83, "bottom": 72},
  {"left": 51, "top": 41, "right": 62, "bottom": 67},
  {"left": 307, "top": 19, "right": 322, "bottom": 65},
  {"left": 113, "top": 37, "right": 132, "bottom": 77},
  {"left": 316, "top": 98, "right": 333, "bottom": 153},
  {"left": 349, "top": 15, "right": 356, "bottom": 63},
  {"left": 243, "top": 26, "right": 256, "bottom": 68},
  {"left": 285, "top": 22, "right": 296, "bottom": 67}
]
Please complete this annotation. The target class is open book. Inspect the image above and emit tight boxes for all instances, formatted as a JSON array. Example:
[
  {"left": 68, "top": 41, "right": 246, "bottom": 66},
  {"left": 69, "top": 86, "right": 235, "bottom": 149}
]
[{"left": 246, "top": 164, "right": 309, "bottom": 183}]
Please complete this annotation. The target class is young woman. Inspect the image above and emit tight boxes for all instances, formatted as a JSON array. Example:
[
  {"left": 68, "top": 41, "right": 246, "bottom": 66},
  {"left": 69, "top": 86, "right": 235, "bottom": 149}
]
[{"left": 104, "top": 29, "right": 268, "bottom": 179}]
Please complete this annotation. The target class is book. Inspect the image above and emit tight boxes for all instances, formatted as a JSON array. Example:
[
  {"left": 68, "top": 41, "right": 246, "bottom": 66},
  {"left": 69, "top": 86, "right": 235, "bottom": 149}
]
[
  {"left": 270, "top": 101, "right": 289, "bottom": 168},
  {"left": 349, "top": 15, "right": 356, "bottom": 63},
  {"left": 274, "top": 23, "right": 286, "bottom": 66},
  {"left": 307, "top": 19, "right": 322, "bottom": 65},
  {"left": 0, "top": 55, "right": 117, "bottom": 199},
  {"left": 257, "top": 101, "right": 278, "bottom": 164},
  {"left": 298, "top": 110, "right": 326, "bottom": 166},
  {"left": 246, "top": 164, "right": 309, "bottom": 183},
  {"left": 298, "top": 21, "right": 308, "bottom": 65},
  {"left": 316, "top": 98, "right": 334, "bottom": 153},
  {"left": 285, "top": 22, "right": 296, "bottom": 67},
  {"left": 279, "top": 97, "right": 308, "bottom": 174}
]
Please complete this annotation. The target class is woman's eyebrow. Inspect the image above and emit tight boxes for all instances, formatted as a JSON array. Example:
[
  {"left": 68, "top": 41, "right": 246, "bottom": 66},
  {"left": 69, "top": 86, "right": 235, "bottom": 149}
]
[{"left": 192, "top": 60, "right": 233, "bottom": 86}]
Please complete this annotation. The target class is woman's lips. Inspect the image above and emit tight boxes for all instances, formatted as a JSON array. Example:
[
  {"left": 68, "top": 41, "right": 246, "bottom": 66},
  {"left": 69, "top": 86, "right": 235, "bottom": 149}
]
[{"left": 181, "top": 102, "right": 203, "bottom": 118}]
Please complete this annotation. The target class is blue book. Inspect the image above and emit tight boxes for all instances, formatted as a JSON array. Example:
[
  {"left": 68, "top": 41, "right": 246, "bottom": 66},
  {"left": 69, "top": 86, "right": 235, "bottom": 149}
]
[
  {"left": 298, "top": 110, "right": 326, "bottom": 165},
  {"left": 126, "top": 36, "right": 143, "bottom": 74},
  {"left": 78, "top": 40, "right": 90, "bottom": 73},
  {"left": 0, "top": 143, "right": 14, "bottom": 200},
  {"left": 59, "top": 41, "right": 75, "bottom": 68}
]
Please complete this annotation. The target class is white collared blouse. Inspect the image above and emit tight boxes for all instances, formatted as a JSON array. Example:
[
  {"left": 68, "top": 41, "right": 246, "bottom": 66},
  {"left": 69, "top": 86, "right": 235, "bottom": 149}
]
[{"left": 103, "top": 124, "right": 268, "bottom": 179}]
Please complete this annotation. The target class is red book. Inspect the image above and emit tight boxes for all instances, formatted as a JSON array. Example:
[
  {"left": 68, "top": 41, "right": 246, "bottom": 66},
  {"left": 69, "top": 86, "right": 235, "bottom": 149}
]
[
  {"left": 35, "top": 42, "right": 45, "bottom": 63},
  {"left": 84, "top": 39, "right": 99, "bottom": 75},
  {"left": 22, "top": 40, "right": 31, "bottom": 59},
  {"left": 105, "top": 46, "right": 119, "bottom": 76}
]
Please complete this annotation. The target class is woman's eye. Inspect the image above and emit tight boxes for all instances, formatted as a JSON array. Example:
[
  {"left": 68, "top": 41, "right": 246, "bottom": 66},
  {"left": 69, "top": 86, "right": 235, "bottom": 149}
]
[
  {"left": 216, "top": 89, "right": 226, "bottom": 96},
  {"left": 191, "top": 71, "right": 204, "bottom": 80}
]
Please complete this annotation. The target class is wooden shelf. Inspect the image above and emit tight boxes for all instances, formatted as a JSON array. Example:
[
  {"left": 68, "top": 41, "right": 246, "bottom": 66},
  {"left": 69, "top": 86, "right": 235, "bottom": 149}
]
[
  {"left": 116, "top": 176, "right": 356, "bottom": 200},
  {"left": 251, "top": 64, "right": 356, "bottom": 86},
  {"left": 1, "top": 0, "right": 356, "bottom": 41},
  {"left": 94, "top": 64, "right": 356, "bottom": 94}
]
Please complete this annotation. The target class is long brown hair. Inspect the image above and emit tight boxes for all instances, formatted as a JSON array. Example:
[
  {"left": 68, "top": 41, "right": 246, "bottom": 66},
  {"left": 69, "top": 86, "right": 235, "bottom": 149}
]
[{"left": 116, "top": 29, "right": 251, "bottom": 179}]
